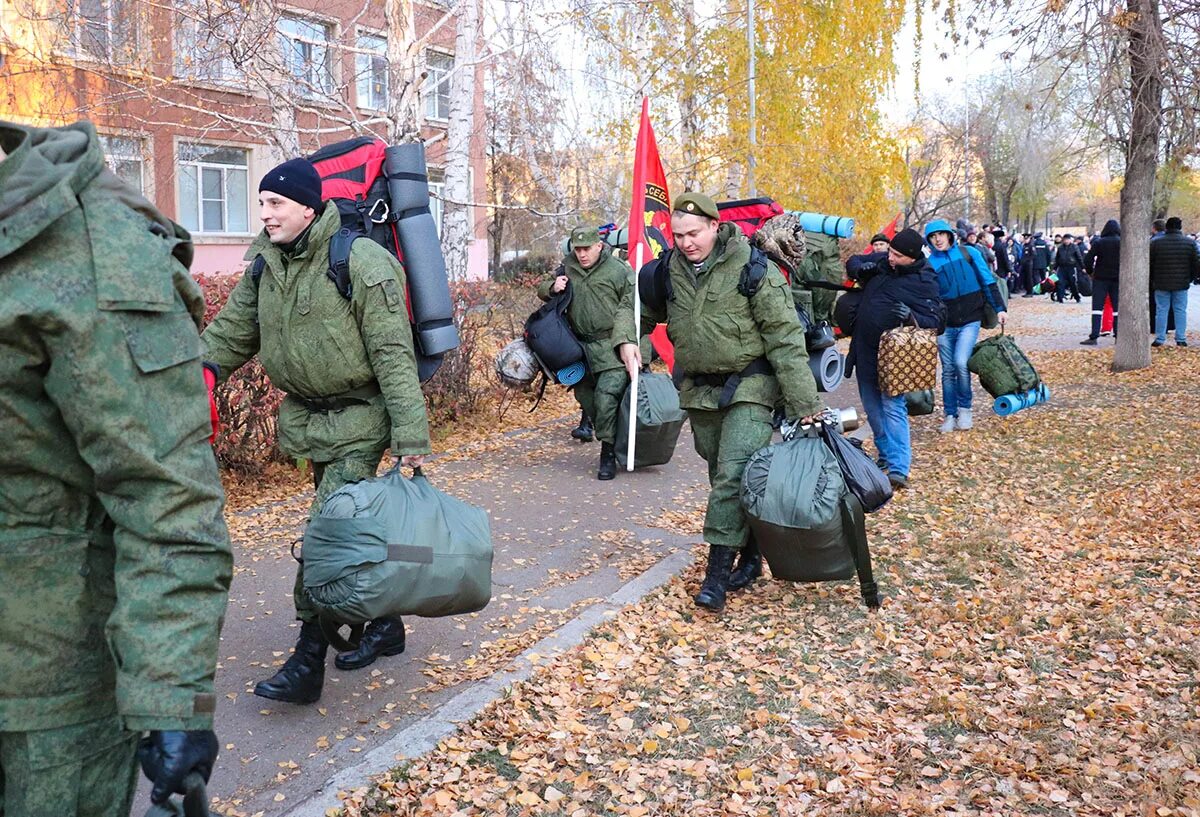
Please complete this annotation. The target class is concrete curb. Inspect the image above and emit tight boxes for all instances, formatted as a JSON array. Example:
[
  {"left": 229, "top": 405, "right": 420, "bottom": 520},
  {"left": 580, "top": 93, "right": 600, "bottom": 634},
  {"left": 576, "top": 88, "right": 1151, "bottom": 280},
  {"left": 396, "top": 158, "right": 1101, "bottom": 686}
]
[{"left": 285, "top": 546, "right": 695, "bottom": 816}]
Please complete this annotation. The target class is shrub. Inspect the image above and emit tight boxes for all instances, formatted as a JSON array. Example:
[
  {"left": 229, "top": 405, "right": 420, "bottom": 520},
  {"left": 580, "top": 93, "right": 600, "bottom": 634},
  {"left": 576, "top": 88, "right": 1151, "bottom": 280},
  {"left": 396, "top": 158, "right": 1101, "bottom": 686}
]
[
  {"left": 495, "top": 253, "right": 558, "bottom": 287},
  {"left": 194, "top": 272, "right": 287, "bottom": 472}
]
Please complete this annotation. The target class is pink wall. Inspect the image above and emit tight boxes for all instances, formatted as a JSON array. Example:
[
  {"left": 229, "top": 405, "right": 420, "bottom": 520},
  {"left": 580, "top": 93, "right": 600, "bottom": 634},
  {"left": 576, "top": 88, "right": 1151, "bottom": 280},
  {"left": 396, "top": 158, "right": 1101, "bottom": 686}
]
[{"left": 193, "top": 243, "right": 251, "bottom": 277}]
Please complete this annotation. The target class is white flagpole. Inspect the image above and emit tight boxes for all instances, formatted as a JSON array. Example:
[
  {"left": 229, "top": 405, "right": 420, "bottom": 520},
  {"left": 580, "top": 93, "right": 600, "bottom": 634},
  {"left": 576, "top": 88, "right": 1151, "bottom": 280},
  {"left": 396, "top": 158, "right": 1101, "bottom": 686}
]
[{"left": 626, "top": 242, "right": 644, "bottom": 471}]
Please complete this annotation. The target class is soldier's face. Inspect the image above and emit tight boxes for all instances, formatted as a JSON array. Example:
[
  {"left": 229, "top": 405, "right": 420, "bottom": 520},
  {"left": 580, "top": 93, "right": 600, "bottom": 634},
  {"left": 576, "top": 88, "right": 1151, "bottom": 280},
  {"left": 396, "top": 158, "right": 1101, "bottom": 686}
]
[
  {"left": 573, "top": 242, "right": 604, "bottom": 269},
  {"left": 671, "top": 213, "right": 719, "bottom": 263},
  {"left": 259, "top": 192, "right": 316, "bottom": 244}
]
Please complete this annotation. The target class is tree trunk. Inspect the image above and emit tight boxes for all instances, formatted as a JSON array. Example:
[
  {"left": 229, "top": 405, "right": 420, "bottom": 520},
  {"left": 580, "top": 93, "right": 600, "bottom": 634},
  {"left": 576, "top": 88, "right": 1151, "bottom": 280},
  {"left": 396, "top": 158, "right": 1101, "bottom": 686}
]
[
  {"left": 385, "top": 0, "right": 421, "bottom": 144},
  {"left": 1112, "top": 0, "right": 1163, "bottom": 373},
  {"left": 677, "top": 0, "right": 701, "bottom": 190},
  {"left": 440, "top": 0, "right": 477, "bottom": 282}
]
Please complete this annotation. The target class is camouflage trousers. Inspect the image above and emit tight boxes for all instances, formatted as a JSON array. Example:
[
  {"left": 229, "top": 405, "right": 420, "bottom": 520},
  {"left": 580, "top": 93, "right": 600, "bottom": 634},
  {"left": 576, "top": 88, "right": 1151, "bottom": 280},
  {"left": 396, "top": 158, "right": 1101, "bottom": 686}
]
[
  {"left": 0, "top": 715, "right": 138, "bottom": 817},
  {"left": 688, "top": 402, "right": 774, "bottom": 550},
  {"left": 572, "top": 369, "right": 629, "bottom": 446},
  {"left": 292, "top": 450, "right": 386, "bottom": 622}
]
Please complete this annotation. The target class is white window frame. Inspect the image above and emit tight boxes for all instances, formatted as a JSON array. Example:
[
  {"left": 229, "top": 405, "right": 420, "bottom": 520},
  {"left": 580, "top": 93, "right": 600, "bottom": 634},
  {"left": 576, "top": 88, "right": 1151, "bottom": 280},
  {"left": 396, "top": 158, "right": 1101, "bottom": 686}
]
[
  {"left": 422, "top": 49, "right": 454, "bottom": 123},
  {"left": 278, "top": 13, "right": 336, "bottom": 100},
  {"left": 174, "top": 1, "right": 241, "bottom": 86},
  {"left": 176, "top": 143, "right": 251, "bottom": 236},
  {"left": 355, "top": 30, "right": 388, "bottom": 111},
  {"left": 427, "top": 167, "right": 474, "bottom": 239},
  {"left": 99, "top": 134, "right": 146, "bottom": 195},
  {"left": 64, "top": 0, "right": 138, "bottom": 63}
]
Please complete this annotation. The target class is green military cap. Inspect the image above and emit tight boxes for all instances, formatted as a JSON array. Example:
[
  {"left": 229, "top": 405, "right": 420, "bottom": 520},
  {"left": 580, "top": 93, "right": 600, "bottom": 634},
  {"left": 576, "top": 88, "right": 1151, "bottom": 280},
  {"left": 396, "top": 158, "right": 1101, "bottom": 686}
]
[
  {"left": 569, "top": 225, "right": 601, "bottom": 248},
  {"left": 672, "top": 192, "right": 719, "bottom": 220}
]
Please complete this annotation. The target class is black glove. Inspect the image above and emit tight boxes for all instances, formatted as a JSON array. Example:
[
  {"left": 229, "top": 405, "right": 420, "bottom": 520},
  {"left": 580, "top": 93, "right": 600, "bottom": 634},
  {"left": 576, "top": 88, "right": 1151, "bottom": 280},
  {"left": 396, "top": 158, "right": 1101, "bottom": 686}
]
[
  {"left": 138, "top": 730, "right": 219, "bottom": 805},
  {"left": 889, "top": 302, "right": 912, "bottom": 324}
]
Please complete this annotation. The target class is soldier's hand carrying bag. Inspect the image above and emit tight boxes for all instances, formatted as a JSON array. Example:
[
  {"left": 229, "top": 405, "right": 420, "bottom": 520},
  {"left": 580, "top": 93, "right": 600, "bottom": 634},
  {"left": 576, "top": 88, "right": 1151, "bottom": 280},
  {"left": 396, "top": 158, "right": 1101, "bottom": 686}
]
[
  {"left": 877, "top": 316, "right": 938, "bottom": 397},
  {"left": 302, "top": 467, "right": 493, "bottom": 650}
]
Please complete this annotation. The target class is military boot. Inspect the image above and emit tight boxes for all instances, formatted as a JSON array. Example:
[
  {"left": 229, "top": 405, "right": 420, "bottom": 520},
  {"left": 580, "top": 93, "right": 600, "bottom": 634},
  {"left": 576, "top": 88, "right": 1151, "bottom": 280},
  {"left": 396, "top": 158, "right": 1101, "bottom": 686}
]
[
  {"left": 728, "top": 535, "right": 763, "bottom": 591},
  {"left": 571, "top": 411, "right": 594, "bottom": 442},
  {"left": 597, "top": 442, "right": 617, "bottom": 480},
  {"left": 253, "top": 621, "right": 327, "bottom": 705},
  {"left": 334, "top": 617, "right": 406, "bottom": 671},
  {"left": 694, "top": 545, "right": 736, "bottom": 611}
]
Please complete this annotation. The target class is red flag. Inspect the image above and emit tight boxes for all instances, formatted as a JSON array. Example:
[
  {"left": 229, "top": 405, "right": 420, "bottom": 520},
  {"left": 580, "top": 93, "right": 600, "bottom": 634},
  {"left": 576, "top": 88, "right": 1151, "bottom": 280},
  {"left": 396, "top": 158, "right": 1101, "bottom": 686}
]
[
  {"left": 881, "top": 212, "right": 901, "bottom": 240},
  {"left": 626, "top": 98, "right": 675, "bottom": 371}
]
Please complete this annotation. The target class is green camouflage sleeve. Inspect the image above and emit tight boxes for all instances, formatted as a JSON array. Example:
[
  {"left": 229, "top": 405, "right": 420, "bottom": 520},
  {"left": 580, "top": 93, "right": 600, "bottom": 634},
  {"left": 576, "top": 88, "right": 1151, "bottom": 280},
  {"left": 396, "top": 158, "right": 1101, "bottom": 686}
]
[
  {"left": 46, "top": 269, "right": 233, "bottom": 732},
  {"left": 751, "top": 263, "right": 823, "bottom": 419},
  {"left": 200, "top": 266, "right": 261, "bottom": 382},
  {"left": 350, "top": 244, "right": 432, "bottom": 457}
]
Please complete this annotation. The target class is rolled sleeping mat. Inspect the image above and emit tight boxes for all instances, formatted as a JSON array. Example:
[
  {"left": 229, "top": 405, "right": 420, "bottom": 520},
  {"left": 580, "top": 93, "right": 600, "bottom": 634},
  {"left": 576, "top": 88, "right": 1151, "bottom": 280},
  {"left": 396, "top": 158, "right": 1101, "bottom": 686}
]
[
  {"left": 556, "top": 361, "right": 586, "bottom": 386},
  {"left": 808, "top": 347, "right": 844, "bottom": 392},
  {"left": 994, "top": 383, "right": 1050, "bottom": 416},
  {"left": 383, "top": 143, "right": 430, "bottom": 212},
  {"left": 793, "top": 211, "right": 856, "bottom": 239},
  {"left": 395, "top": 211, "right": 459, "bottom": 356}
]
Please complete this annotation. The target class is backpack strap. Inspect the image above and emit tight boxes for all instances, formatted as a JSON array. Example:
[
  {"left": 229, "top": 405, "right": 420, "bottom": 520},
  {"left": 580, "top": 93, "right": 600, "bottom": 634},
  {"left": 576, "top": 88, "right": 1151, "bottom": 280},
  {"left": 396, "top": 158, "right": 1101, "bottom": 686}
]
[
  {"left": 327, "top": 227, "right": 360, "bottom": 299},
  {"left": 736, "top": 246, "right": 770, "bottom": 297},
  {"left": 638, "top": 249, "right": 675, "bottom": 312},
  {"left": 250, "top": 254, "right": 266, "bottom": 285}
]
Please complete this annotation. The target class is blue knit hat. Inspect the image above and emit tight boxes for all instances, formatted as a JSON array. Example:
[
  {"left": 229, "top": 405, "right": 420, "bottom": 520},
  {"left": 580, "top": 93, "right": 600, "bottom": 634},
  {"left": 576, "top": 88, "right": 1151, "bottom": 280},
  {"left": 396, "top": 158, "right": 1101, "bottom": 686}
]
[{"left": 259, "top": 158, "right": 324, "bottom": 211}]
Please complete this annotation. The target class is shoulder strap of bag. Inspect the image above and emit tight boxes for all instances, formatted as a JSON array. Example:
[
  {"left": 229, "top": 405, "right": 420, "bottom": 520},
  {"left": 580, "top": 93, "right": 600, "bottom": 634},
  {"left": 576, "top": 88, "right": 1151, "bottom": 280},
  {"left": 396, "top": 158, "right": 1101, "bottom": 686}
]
[
  {"left": 250, "top": 254, "right": 266, "bottom": 285},
  {"left": 327, "top": 227, "right": 360, "bottom": 299},
  {"left": 839, "top": 494, "right": 881, "bottom": 609},
  {"left": 736, "top": 246, "right": 770, "bottom": 297}
]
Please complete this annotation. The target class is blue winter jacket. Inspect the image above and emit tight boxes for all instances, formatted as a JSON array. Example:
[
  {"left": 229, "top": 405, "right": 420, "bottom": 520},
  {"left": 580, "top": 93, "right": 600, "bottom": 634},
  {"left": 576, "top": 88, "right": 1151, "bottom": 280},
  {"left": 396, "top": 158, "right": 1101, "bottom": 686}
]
[{"left": 924, "top": 219, "right": 1004, "bottom": 327}]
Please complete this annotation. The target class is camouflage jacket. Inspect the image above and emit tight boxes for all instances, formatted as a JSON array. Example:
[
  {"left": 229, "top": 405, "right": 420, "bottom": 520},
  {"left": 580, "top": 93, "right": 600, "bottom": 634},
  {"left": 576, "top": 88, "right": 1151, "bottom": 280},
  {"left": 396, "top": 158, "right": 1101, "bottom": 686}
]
[
  {"left": 617, "top": 223, "right": 821, "bottom": 417},
  {"left": 0, "top": 119, "right": 233, "bottom": 732},
  {"left": 202, "top": 203, "right": 431, "bottom": 461},
  {"left": 537, "top": 246, "right": 636, "bottom": 375}
]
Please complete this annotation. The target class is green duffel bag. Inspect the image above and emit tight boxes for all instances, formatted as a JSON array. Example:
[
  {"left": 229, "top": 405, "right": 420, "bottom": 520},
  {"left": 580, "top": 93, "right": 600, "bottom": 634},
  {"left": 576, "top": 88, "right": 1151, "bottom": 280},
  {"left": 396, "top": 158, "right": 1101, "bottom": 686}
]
[
  {"left": 303, "top": 467, "right": 492, "bottom": 649},
  {"left": 904, "top": 389, "right": 935, "bottom": 416},
  {"left": 615, "top": 371, "right": 687, "bottom": 469},
  {"left": 741, "top": 434, "right": 854, "bottom": 582},
  {"left": 967, "top": 332, "right": 1040, "bottom": 398}
]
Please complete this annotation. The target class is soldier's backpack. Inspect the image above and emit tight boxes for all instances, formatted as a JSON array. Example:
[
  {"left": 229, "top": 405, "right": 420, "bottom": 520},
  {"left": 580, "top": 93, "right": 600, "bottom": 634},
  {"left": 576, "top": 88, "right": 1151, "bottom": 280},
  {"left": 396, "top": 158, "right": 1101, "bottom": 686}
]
[
  {"left": 302, "top": 467, "right": 493, "bottom": 650},
  {"left": 740, "top": 432, "right": 880, "bottom": 608},
  {"left": 615, "top": 371, "right": 687, "bottom": 469},
  {"left": 250, "top": 137, "right": 457, "bottom": 382},
  {"left": 524, "top": 283, "right": 587, "bottom": 374},
  {"left": 967, "top": 332, "right": 1041, "bottom": 398}
]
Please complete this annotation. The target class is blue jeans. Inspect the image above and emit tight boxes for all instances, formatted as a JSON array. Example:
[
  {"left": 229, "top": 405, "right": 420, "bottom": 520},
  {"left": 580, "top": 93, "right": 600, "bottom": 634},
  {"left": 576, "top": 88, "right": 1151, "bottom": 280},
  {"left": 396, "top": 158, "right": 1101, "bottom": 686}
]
[
  {"left": 858, "top": 367, "right": 912, "bottom": 477},
  {"left": 938, "top": 321, "right": 981, "bottom": 415},
  {"left": 1154, "top": 289, "right": 1188, "bottom": 342}
]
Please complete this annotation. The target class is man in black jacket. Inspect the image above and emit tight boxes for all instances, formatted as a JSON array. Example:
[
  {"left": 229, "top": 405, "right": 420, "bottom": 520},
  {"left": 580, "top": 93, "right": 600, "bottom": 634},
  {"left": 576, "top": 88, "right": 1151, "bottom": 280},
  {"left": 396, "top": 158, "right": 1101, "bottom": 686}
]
[
  {"left": 1053, "top": 233, "right": 1084, "bottom": 303},
  {"left": 1023, "top": 232, "right": 1052, "bottom": 297},
  {"left": 1150, "top": 216, "right": 1200, "bottom": 347},
  {"left": 1081, "top": 219, "right": 1121, "bottom": 345}
]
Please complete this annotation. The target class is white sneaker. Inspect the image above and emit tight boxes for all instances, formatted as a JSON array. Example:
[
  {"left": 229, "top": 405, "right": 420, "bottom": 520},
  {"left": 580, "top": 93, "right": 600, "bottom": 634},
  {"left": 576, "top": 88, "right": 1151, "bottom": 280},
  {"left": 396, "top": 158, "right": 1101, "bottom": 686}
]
[
  {"left": 939, "top": 415, "right": 957, "bottom": 433},
  {"left": 957, "top": 409, "right": 973, "bottom": 430}
]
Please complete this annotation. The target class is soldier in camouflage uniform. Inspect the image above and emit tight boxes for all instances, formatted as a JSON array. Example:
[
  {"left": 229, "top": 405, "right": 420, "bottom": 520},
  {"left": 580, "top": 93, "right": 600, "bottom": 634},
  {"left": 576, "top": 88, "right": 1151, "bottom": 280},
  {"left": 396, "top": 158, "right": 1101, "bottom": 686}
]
[
  {"left": 202, "top": 158, "right": 430, "bottom": 704},
  {"left": 616, "top": 193, "right": 823, "bottom": 612},
  {"left": 0, "top": 119, "right": 232, "bottom": 814},
  {"left": 537, "top": 226, "right": 640, "bottom": 480}
]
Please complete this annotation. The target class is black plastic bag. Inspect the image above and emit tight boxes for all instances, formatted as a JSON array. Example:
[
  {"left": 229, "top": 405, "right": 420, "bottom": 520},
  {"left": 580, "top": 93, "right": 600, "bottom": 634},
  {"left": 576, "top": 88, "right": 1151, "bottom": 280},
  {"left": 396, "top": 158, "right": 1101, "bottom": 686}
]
[{"left": 818, "top": 425, "right": 893, "bottom": 513}]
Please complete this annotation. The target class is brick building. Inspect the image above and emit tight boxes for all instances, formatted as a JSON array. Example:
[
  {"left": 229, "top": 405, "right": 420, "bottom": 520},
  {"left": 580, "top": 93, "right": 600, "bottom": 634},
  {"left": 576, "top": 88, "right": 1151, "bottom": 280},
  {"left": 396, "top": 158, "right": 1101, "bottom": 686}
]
[{"left": 0, "top": 0, "right": 489, "bottom": 279}]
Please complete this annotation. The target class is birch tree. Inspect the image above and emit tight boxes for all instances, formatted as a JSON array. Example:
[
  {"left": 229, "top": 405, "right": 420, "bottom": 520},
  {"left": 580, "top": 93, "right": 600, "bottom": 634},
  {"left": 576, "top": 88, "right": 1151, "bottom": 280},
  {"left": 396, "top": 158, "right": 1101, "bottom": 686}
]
[{"left": 440, "top": 0, "right": 478, "bottom": 281}]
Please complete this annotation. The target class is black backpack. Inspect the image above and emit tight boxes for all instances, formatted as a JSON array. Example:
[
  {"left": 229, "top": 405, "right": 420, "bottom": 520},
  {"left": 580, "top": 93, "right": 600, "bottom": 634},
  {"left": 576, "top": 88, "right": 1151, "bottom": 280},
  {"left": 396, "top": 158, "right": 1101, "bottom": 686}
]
[
  {"left": 638, "top": 246, "right": 771, "bottom": 313},
  {"left": 523, "top": 283, "right": 586, "bottom": 373}
]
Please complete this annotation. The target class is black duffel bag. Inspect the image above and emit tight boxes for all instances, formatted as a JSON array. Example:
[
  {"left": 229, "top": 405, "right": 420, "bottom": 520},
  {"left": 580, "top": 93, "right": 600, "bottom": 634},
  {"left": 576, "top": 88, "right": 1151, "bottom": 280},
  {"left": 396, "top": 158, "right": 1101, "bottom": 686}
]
[{"left": 524, "top": 282, "right": 586, "bottom": 372}]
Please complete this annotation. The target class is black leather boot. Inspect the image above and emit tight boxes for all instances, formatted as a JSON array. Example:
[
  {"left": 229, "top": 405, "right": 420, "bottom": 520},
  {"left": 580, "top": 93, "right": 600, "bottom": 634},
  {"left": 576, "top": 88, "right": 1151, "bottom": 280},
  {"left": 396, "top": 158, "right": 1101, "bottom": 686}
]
[
  {"left": 334, "top": 617, "right": 406, "bottom": 671},
  {"left": 728, "top": 536, "right": 763, "bottom": 591},
  {"left": 694, "top": 545, "right": 736, "bottom": 611},
  {"left": 571, "top": 411, "right": 594, "bottom": 442},
  {"left": 253, "top": 621, "right": 327, "bottom": 705},
  {"left": 597, "top": 442, "right": 617, "bottom": 480}
]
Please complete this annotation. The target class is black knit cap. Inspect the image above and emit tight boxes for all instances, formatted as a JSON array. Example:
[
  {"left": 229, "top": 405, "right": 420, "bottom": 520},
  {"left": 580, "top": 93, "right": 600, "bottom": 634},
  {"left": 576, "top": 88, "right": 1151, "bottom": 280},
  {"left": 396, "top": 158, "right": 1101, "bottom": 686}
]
[
  {"left": 889, "top": 228, "right": 925, "bottom": 261},
  {"left": 259, "top": 158, "right": 324, "bottom": 212},
  {"left": 869, "top": 232, "right": 889, "bottom": 244}
]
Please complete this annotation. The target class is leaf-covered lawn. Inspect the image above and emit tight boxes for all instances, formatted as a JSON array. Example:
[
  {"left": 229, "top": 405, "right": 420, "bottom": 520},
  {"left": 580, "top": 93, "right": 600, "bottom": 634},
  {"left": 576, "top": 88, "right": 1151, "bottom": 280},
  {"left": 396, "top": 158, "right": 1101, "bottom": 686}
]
[{"left": 338, "top": 348, "right": 1199, "bottom": 817}]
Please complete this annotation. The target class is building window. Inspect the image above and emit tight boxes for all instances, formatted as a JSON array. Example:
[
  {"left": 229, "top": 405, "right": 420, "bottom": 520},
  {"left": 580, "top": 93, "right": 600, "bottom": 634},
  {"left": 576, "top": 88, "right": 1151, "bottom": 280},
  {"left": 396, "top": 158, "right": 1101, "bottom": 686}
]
[
  {"left": 100, "top": 135, "right": 145, "bottom": 195},
  {"left": 356, "top": 33, "right": 387, "bottom": 110},
  {"left": 428, "top": 168, "right": 445, "bottom": 236},
  {"left": 175, "top": 2, "right": 240, "bottom": 83},
  {"left": 278, "top": 14, "right": 334, "bottom": 99},
  {"left": 423, "top": 51, "right": 453, "bottom": 121},
  {"left": 66, "top": 0, "right": 138, "bottom": 63},
  {"left": 177, "top": 143, "right": 249, "bottom": 235}
]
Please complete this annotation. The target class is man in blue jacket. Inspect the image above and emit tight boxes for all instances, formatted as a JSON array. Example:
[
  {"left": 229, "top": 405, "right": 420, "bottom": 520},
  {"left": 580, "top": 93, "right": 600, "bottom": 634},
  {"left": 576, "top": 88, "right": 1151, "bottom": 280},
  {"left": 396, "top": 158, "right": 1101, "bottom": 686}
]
[{"left": 924, "top": 220, "right": 1006, "bottom": 432}]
